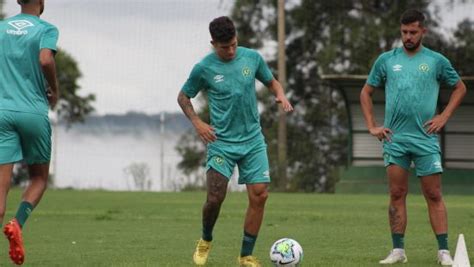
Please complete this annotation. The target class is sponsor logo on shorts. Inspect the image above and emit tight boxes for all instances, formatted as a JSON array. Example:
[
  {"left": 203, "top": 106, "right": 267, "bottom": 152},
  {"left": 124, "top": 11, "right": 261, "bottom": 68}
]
[
  {"left": 263, "top": 170, "right": 270, "bottom": 178},
  {"left": 433, "top": 161, "right": 442, "bottom": 169},
  {"left": 214, "top": 156, "right": 224, "bottom": 165},
  {"left": 7, "top": 20, "right": 34, "bottom": 35}
]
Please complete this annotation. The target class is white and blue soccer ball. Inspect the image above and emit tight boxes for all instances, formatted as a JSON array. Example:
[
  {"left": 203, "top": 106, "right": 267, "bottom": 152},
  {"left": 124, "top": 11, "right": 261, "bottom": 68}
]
[{"left": 269, "top": 238, "right": 303, "bottom": 266}]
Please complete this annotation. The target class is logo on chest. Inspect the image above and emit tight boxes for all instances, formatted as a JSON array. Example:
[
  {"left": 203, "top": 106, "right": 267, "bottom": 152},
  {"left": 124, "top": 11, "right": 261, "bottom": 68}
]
[
  {"left": 213, "top": 74, "right": 224, "bottom": 83},
  {"left": 392, "top": 64, "right": 403, "bottom": 72},
  {"left": 418, "top": 63, "right": 430, "bottom": 73},
  {"left": 242, "top": 67, "right": 252, "bottom": 77}
]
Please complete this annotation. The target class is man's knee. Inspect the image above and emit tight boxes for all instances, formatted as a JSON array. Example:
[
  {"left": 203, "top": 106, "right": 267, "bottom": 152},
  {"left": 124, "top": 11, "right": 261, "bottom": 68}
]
[
  {"left": 250, "top": 188, "right": 268, "bottom": 207},
  {"left": 424, "top": 189, "right": 443, "bottom": 203},
  {"left": 390, "top": 187, "right": 408, "bottom": 201},
  {"left": 207, "top": 191, "right": 226, "bottom": 207}
]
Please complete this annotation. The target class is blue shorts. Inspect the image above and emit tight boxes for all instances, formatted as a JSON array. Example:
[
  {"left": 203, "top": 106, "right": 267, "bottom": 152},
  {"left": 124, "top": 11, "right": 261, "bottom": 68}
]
[
  {"left": 206, "top": 135, "right": 270, "bottom": 184},
  {"left": 0, "top": 110, "right": 51, "bottom": 164}
]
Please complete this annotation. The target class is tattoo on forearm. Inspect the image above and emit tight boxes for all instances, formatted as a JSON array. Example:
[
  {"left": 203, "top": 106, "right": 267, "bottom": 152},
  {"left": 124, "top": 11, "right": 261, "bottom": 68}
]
[
  {"left": 389, "top": 205, "right": 403, "bottom": 233},
  {"left": 177, "top": 92, "right": 198, "bottom": 120}
]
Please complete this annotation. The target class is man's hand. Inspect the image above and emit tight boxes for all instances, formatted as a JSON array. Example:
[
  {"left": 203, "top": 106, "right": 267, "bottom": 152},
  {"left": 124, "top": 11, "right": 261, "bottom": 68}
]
[
  {"left": 369, "top": 126, "right": 393, "bottom": 142},
  {"left": 424, "top": 114, "right": 448, "bottom": 134},
  {"left": 275, "top": 94, "right": 293, "bottom": 112},
  {"left": 47, "top": 89, "right": 58, "bottom": 109},
  {"left": 193, "top": 119, "right": 216, "bottom": 144}
]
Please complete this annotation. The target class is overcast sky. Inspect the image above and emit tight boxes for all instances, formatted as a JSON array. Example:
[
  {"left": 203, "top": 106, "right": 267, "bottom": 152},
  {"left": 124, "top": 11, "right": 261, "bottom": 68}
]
[{"left": 3, "top": 0, "right": 473, "bottom": 114}]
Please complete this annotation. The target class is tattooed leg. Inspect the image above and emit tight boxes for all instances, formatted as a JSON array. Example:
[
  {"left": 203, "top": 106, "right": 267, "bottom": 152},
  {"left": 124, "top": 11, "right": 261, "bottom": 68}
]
[
  {"left": 387, "top": 165, "right": 409, "bottom": 234},
  {"left": 201, "top": 168, "right": 228, "bottom": 240}
]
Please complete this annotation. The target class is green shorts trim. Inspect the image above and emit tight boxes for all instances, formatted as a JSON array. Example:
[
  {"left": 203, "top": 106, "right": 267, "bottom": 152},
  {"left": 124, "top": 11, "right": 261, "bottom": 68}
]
[
  {"left": 206, "top": 136, "right": 270, "bottom": 184},
  {"left": 384, "top": 152, "right": 443, "bottom": 177},
  {"left": 0, "top": 110, "right": 51, "bottom": 164}
]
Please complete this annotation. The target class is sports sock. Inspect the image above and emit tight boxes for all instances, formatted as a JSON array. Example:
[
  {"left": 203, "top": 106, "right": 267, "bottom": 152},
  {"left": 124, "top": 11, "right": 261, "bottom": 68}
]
[
  {"left": 436, "top": 233, "right": 448, "bottom": 250},
  {"left": 240, "top": 231, "right": 257, "bottom": 257},
  {"left": 392, "top": 233, "right": 405, "bottom": 249},
  {"left": 202, "top": 226, "right": 213, "bottom": 242},
  {"left": 15, "top": 201, "right": 34, "bottom": 229}
]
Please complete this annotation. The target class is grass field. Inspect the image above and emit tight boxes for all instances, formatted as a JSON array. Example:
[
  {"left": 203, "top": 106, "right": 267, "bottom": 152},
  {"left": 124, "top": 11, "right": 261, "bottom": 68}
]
[{"left": 0, "top": 189, "right": 473, "bottom": 266}]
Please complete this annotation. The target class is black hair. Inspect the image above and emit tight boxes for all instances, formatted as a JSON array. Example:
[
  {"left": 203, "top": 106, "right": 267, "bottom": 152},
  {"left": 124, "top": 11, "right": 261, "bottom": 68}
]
[
  {"left": 400, "top": 9, "right": 425, "bottom": 26},
  {"left": 209, "top": 16, "right": 236, "bottom": 43}
]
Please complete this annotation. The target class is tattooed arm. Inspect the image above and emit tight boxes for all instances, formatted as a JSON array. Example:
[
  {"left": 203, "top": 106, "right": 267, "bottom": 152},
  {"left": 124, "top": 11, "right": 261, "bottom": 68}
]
[{"left": 177, "top": 91, "right": 216, "bottom": 143}]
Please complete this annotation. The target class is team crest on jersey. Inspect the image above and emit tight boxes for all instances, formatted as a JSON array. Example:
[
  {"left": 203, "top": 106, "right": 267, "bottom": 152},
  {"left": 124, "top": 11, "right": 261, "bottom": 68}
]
[
  {"left": 6, "top": 20, "right": 34, "bottom": 35},
  {"left": 242, "top": 67, "right": 251, "bottom": 77},
  {"left": 419, "top": 63, "right": 430, "bottom": 72}
]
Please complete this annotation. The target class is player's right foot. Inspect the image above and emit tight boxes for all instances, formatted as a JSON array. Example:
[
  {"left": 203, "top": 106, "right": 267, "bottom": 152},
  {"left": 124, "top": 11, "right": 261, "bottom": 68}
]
[
  {"left": 3, "top": 218, "right": 25, "bottom": 265},
  {"left": 437, "top": 250, "right": 454, "bottom": 266},
  {"left": 193, "top": 238, "right": 211, "bottom": 265},
  {"left": 238, "top": 255, "right": 262, "bottom": 267},
  {"left": 379, "top": 248, "right": 407, "bottom": 264}
]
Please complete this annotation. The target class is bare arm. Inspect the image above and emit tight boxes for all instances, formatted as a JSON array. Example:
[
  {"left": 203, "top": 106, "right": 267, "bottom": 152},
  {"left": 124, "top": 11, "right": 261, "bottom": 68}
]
[
  {"left": 360, "top": 83, "right": 392, "bottom": 141},
  {"left": 424, "top": 80, "right": 467, "bottom": 134},
  {"left": 40, "top": 49, "right": 59, "bottom": 109},
  {"left": 266, "top": 79, "right": 293, "bottom": 112},
  {"left": 177, "top": 91, "right": 216, "bottom": 143}
]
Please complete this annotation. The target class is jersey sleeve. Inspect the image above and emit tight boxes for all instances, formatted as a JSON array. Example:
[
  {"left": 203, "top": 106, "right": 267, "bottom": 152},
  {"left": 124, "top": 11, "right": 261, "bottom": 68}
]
[
  {"left": 40, "top": 24, "right": 59, "bottom": 51},
  {"left": 437, "top": 55, "right": 460, "bottom": 87},
  {"left": 181, "top": 64, "right": 206, "bottom": 98},
  {"left": 255, "top": 52, "right": 274, "bottom": 85},
  {"left": 367, "top": 54, "right": 387, "bottom": 88}
]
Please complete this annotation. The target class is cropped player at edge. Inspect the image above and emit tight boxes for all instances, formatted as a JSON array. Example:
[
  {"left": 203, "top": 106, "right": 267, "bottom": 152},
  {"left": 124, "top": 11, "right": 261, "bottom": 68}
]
[
  {"left": 360, "top": 9, "right": 466, "bottom": 266},
  {"left": 0, "top": 0, "right": 59, "bottom": 265},
  {"left": 177, "top": 16, "right": 293, "bottom": 267}
]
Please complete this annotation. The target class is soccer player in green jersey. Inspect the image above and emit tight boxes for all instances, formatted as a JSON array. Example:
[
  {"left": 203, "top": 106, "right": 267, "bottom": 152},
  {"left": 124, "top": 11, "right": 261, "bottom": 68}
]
[
  {"left": 0, "top": 0, "right": 59, "bottom": 265},
  {"left": 178, "top": 16, "right": 293, "bottom": 267},
  {"left": 360, "top": 9, "right": 466, "bottom": 266}
]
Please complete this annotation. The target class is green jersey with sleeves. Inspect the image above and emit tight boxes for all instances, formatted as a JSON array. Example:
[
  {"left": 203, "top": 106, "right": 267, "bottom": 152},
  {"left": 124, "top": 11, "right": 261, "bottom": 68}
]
[
  {"left": 182, "top": 47, "right": 274, "bottom": 143},
  {"left": 0, "top": 13, "right": 59, "bottom": 115},
  {"left": 367, "top": 46, "right": 460, "bottom": 156}
]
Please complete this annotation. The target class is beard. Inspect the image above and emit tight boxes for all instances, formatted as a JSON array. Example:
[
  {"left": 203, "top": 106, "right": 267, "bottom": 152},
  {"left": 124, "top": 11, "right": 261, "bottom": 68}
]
[{"left": 403, "top": 39, "right": 421, "bottom": 51}]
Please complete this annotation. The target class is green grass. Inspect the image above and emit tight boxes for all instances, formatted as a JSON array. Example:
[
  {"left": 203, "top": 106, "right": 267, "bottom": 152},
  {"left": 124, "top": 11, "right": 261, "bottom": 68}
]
[{"left": 1, "top": 189, "right": 473, "bottom": 266}]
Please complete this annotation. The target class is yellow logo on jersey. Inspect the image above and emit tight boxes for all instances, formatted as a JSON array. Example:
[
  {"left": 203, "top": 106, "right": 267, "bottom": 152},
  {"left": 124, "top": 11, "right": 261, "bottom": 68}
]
[
  {"left": 419, "top": 63, "right": 429, "bottom": 72},
  {"left": 242, "top": 67, "right": 251, "bottom": 77}
]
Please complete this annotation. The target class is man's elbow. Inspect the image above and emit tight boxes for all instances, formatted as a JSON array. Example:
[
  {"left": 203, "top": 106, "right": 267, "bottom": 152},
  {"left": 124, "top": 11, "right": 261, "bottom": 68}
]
[{"left": 40, "top": 56, "right": 55, "bottom": 69}]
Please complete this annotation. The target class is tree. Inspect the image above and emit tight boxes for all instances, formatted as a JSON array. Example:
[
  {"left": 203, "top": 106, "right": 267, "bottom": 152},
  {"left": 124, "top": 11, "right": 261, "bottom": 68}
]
[{"left": 55, "top": 49, "right": 96, "bottom": 126}]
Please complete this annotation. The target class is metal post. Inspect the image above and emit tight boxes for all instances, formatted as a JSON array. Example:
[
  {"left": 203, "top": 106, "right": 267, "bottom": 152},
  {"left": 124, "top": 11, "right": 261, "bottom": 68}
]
[
  {"left": 160, "top": 112, "right": 165, "bottom": 191},
  {"left": 277, "top": 0, "right": 288, "bottom": 189}
]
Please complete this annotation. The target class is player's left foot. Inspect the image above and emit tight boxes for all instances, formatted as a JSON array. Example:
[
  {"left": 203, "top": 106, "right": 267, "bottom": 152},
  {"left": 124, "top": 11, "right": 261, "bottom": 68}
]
[
  {"left": 437, "top": 250, "right": 454, "bottom": 266},
  {"left": 3, "top": 218, "right": 25, "bottom": 265},
  {"left": 238, "top": 255, "right": 262, "bottom": 267}
]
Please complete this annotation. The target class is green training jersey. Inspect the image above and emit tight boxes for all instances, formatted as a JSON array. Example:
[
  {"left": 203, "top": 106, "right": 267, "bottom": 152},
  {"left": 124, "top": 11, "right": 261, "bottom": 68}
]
[
  {"left": 182, "top": 47, "right": 274, "bottom": 143},
  {"left": 0, "top": 13, "right": 59, "bottom": 115},
  {"left": 367, "top": 46, "right": 460, "bottom": 155}
]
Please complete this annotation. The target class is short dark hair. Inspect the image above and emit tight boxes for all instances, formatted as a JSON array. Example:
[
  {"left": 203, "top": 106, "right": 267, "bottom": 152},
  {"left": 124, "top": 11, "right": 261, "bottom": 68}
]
[
  {"left": 400, "top": 9, "right": 425, "bottom": 26},
  {"left": 209, "top": 16, "right": 236, "bottom": 43}
]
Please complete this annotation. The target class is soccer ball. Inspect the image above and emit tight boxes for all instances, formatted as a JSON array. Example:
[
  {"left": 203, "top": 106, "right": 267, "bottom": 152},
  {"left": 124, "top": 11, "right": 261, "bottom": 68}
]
[{"left": 269, "top": 238, "right": 303, "bottom": 266}]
